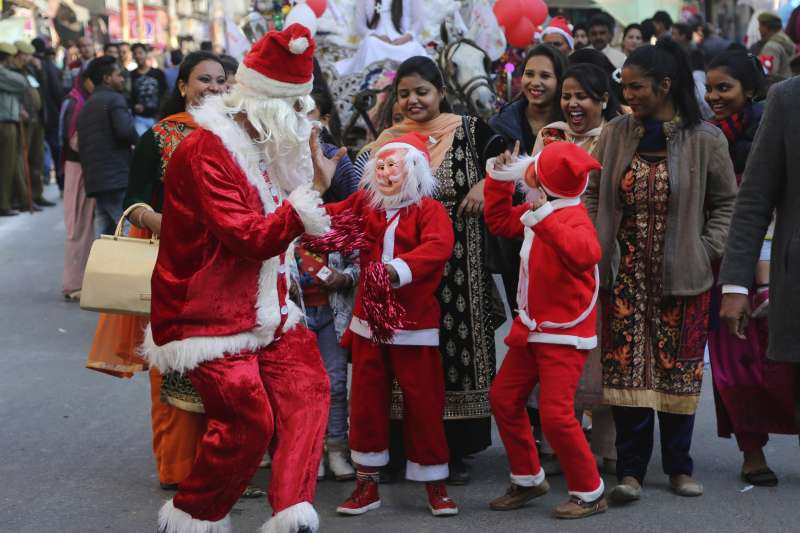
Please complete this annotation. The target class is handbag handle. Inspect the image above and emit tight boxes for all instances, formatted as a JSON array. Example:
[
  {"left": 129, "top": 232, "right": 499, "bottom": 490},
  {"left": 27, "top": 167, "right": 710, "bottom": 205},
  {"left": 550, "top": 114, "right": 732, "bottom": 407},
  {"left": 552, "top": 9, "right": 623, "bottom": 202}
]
[{"left": 115, "top": 202, "right": 155, "bottom": 238}]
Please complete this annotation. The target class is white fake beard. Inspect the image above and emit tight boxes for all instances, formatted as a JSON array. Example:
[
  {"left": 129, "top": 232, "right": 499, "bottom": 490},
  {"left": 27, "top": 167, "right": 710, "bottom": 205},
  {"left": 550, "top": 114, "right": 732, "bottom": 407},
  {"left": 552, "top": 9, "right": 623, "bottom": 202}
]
[{"left": 224, "top": 86, "right": 315, "bottom": 194}]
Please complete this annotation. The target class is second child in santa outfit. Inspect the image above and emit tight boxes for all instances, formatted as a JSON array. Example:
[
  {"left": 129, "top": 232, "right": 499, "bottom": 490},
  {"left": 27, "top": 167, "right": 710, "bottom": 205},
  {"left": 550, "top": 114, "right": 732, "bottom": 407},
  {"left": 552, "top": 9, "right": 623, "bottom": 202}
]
[
  {"left": 484, "top": 141, "right": 607, "bottom": 519},
  {"left": 320, "top": 132, "right": 459, "bottom": 517}
]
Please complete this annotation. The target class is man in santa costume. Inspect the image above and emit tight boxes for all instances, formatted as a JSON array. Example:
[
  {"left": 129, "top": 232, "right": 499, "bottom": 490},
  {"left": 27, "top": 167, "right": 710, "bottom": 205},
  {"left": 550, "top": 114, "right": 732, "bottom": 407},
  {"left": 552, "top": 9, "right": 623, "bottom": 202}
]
[
  {"left": 143, "top": 24, "right": 333, "bottom": 533},
  {"left": 318, "top": 132, "right": 458, "bottom": 517},
  {"left": 483, "top": 141, "right": 607, "bottom": 519}
]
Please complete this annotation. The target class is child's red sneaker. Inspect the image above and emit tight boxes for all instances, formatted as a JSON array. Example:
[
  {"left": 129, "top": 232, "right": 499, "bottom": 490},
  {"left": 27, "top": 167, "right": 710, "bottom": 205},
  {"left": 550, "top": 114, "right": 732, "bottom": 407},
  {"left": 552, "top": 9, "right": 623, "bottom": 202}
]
[
  {"left": 426, "top": 481, "right": 459, "bottom": 516},
  {"left": 336, "top": 478, "right": 381, "bottom": 515}
]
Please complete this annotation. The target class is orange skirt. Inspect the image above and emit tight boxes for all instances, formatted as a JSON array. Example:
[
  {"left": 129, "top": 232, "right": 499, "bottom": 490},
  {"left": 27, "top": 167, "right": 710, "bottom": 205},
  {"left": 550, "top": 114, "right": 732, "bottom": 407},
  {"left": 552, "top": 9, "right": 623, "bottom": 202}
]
[
  {"left": 84, "top": 225, "right": 152, "bottom": 378},
  {"left": 150, "top": 368, "right": 207, "bottom": 484}
]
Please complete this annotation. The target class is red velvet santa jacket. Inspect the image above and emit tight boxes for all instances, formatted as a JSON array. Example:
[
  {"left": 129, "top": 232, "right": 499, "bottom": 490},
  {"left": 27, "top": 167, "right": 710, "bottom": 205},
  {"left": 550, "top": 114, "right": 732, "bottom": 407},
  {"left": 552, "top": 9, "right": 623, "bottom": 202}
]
[
  {"left": 141, "top": 103, "right": 329, "bottom": 373},
  {"left": 325, "top": 190, "right": 454, "bottom": 346},
  {"left": 484, "top": 177, "right": 601, "bottom": 349}
]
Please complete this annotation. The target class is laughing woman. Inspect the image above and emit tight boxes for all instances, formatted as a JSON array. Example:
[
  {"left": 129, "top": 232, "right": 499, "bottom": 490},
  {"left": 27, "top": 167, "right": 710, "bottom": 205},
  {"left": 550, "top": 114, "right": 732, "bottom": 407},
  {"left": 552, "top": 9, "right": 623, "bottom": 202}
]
[
  {"left": 489, "top": 44, "right": 567, "bottom": 318},
  {"left": 584, "top": 39, "right": 737, "bottom": 503},
  {"left": 356, "top": 56, "right": 506, "bottom": 483}
]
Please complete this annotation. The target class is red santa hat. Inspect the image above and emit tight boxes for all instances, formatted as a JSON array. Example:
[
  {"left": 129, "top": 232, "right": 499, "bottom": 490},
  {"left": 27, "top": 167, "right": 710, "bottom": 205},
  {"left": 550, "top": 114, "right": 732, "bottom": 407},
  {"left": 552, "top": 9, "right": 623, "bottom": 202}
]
[
  {"left": 541, "top": 16, "right": 574, "bottom": 50},
  {"left": 236, "top": 23, "right": 315, "bottom": 98},
  {"left": 376, "top": 132, "right": 431, "bottom": 162},
  {"left": 526, "top": 141, "right": 601, "bottom": 198}
]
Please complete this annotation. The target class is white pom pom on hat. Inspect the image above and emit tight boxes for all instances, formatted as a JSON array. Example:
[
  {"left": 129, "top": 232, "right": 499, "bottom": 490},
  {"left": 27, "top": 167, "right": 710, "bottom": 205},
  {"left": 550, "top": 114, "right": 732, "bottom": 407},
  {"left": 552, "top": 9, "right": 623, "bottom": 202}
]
[{"left": 289, "top": 37, "right": 310, "bottom": 55}]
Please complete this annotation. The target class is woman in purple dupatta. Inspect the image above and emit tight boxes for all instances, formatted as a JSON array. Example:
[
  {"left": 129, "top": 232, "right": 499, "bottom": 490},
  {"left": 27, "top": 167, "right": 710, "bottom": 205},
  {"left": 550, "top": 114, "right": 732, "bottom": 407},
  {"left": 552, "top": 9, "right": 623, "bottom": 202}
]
[{"left": 705, "top": 50, "right": 798, "bottom": 487}]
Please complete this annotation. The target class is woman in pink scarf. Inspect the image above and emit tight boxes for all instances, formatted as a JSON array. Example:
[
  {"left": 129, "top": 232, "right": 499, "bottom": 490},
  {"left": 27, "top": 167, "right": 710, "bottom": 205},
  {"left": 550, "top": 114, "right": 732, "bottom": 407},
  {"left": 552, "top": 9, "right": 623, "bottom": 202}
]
[{"left": 61, "top": 71, "right": 95, "bottom": 300}]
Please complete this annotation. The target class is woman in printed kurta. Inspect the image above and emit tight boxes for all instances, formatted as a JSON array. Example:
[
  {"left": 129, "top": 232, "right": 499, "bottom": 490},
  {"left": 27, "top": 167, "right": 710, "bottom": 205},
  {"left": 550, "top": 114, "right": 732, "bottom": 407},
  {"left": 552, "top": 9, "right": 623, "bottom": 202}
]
[
  {"left": 585, "top": 40, "right": 737, "bottom": 503},
  {"left": 357, "top": 57, "right": 506, "bottom": 483}
]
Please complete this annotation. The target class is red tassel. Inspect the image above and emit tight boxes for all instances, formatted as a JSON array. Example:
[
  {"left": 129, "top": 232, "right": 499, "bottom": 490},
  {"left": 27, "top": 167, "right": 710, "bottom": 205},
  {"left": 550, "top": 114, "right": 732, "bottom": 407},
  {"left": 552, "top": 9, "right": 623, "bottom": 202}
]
[
  {"left": 301, "top": 210, "right": 371, "bottom": 254},
  {"left": 361, "top": 261, "right": 406, "bottom": 344}
]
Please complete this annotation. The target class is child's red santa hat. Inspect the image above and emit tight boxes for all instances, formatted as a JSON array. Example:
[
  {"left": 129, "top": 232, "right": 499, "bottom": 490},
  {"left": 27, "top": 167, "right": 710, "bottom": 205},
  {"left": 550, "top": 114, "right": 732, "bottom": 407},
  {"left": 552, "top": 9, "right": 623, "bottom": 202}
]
[
  {"left": 376, "top": 132, "right": 431, "bottom": 161},
  {"left": 236, "top": 23, "right": 315, "bottom": 97},
  {"left": 526, "top": 141, "right": 601, "bottom": 198},
  {"left": 541, "top": 16, "right": 574, "bottom": 50}
]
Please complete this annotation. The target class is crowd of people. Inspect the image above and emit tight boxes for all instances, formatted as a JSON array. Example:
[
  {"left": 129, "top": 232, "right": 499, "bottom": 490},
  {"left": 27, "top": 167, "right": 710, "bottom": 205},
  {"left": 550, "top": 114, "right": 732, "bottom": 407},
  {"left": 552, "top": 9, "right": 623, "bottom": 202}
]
[{"left": 4, "top": 2, "right": 800, "bottom": 532}]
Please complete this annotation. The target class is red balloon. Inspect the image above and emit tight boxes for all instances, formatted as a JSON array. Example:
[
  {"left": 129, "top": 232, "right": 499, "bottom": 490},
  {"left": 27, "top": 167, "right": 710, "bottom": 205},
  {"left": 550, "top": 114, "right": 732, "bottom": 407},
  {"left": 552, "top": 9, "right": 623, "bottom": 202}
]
[
  {"left": 506, "top": 17, "right": 536, "bottom": 48},
  {"left": 306, "top": 0, "right": 327, "bottom": 18},
  {"left": 493, "top": 0, "right": 523, "bottom": 27},
  {"left": 526, "top": 0, "right": 548, "bottom": 26}
]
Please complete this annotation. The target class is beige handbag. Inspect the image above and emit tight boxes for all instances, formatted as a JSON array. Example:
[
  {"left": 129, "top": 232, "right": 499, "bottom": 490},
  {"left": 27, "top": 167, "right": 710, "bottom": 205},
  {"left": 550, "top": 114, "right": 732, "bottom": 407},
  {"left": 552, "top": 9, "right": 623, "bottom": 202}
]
[{"left": 80, "top": 203, "right": 159, "bottom": 316}]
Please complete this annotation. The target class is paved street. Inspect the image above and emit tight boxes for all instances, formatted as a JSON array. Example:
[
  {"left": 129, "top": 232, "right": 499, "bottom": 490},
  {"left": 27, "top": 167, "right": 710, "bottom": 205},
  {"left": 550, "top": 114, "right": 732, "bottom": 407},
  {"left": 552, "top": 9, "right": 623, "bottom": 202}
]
[{"left": 1, "top": 186, "right": 799, "bottom": 533}]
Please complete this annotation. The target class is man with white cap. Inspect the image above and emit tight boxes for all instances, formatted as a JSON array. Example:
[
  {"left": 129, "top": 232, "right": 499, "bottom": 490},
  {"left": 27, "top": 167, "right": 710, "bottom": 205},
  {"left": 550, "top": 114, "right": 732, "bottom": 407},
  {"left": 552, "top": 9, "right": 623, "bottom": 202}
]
[{"left": 144, "top": 24, "right": 333, "bottom": 533}]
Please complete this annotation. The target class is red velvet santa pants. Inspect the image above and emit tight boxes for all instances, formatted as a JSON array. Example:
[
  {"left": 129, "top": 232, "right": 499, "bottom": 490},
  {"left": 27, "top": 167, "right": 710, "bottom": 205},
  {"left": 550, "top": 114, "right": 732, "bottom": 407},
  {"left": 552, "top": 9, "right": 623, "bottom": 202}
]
[
  {"left": 490, "top": 343, "right": 602, "bottom": 499},
  {"left": 174, "top": 326, "right": 330, "bottom": 522},
  {"left": 349, "top": 334, "right": 449, "bottom": 481}
]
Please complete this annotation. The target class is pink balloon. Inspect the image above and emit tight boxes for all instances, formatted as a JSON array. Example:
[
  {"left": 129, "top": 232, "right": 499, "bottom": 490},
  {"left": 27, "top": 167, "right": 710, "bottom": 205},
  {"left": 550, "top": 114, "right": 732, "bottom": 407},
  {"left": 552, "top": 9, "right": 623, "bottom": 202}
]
[
  {"left": 306, "top": 0, "right": 327, "bottom": 18},
  {"left": 506, "top": 17, "right": 536, "bottom": 48},
  {"left": 493, "top": 0, "right": 523, "bottom": 28},
  {"left": 526, "top": 0, "right": 548, "bottom": 26}
]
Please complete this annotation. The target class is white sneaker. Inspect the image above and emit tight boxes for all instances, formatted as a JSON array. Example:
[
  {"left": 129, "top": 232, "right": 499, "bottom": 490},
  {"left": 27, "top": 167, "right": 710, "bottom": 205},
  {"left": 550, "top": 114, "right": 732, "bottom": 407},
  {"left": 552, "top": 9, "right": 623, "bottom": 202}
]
[
  {"left": 327, "top": 448, "right": 356, "bottom": 481},
  {"left": 318, "top": 456, "right": 326, "bottom": 480}
]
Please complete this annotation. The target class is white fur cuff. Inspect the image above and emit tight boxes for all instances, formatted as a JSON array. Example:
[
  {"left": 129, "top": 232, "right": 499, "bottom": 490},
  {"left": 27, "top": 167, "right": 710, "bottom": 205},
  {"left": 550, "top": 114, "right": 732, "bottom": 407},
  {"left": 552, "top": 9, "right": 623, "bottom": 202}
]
[
  {"left": 158, "top": 499, "right": 232, "bottom": 533},
  {"left": 288, "top": 185, "right": 330, "bottom": 237},
  {"left": 260, "top": 502, "right": 319, "bottom": 533},
  {"left": 510, "top": 468, "right": 546, "bottom": 488},
  {"left": 485, "top": 154, "right": 537, "bottom": 182}
]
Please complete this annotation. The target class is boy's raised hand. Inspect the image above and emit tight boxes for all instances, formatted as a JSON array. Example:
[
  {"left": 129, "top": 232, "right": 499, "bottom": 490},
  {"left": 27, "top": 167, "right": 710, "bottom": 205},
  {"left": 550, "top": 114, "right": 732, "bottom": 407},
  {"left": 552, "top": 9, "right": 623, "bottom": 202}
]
[{"left": 493, "top": 140, "right": 520, "bottom": 171}]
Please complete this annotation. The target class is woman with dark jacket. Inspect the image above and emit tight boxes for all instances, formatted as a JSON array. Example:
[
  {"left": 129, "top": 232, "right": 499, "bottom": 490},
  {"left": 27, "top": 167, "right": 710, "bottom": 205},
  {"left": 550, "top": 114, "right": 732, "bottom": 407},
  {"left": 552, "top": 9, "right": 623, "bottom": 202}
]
[
  {"left": 705, "top": 50, "right": 798, "bottom": 487},
  {"left": 585, "top": 38, "right": 737, "bottom": 503}
]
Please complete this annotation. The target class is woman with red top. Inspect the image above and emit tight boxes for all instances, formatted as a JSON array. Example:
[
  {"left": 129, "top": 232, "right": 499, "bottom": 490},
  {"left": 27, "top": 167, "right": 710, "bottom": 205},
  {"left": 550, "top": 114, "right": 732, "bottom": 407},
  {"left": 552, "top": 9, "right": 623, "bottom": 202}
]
[{"left": 705, "top": 50, "right": 798, "bottom": 487}]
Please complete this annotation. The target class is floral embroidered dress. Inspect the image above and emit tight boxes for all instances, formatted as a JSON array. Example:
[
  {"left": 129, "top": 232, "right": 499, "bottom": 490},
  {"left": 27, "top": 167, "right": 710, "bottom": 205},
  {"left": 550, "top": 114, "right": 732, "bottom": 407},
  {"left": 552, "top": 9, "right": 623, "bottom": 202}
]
[{"left": 602, "top": 154, "right": 709, "bottom": 415}]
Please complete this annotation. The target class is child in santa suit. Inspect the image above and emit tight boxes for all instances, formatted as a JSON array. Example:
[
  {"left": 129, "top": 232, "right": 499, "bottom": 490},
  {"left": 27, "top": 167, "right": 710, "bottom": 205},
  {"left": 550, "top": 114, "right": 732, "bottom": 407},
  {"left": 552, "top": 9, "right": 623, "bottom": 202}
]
[
  {"left": 321, "top": 132, "right": 459, "bottom": 517},
  {"left": 483, "top": 141, "right": 607, "bottom": 519}
]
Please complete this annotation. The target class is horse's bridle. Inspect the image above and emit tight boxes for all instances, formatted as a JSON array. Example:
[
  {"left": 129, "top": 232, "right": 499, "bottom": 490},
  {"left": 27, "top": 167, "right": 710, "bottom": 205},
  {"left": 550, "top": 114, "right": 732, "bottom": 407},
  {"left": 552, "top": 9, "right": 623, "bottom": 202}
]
[{"left": 437, "top": 38, "right": 494, "bottom": 112}]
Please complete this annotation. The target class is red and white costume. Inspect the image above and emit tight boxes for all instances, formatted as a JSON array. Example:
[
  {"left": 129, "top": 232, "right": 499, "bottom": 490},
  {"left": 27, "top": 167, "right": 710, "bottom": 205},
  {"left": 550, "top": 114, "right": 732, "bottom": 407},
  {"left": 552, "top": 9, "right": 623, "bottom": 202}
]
[
  {"left": 143, "top": 25, "right": 331, "bottom": 533},
  {"left": 325, "top": 134, "right": 455, "bottom": 481},
  {"left": 484, "top": 142, "right": 604, "bottom": 502}
]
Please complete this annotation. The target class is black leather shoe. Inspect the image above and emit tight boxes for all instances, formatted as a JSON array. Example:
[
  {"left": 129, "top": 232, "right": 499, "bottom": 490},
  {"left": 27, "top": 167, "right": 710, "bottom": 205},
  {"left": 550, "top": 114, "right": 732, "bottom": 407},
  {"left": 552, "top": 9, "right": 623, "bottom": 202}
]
[
  {"left": 447, "top": 458, "right": 471, "bottom": 486},
  {"left": 0, "top": 208, "right": 19, "bottom": 217},
  {"left": 34, "top": 197, "right": 56, "bottom": 207},
  {"left": 296, "top": 527, "right": 315, "bottom": 533}
]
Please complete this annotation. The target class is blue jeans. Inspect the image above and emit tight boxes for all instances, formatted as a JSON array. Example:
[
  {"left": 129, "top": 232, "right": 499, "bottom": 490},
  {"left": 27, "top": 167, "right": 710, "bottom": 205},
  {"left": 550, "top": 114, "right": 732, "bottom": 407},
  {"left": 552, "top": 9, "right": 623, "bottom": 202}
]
[
  {"left": 306, "top": 304, "right": 349, "bottom": 443},
  {"left": 612, "top": 406, "right": 695, "bottom": 484},
  {"left": 94, "top": 189, "right": 126, "bottom": 237},
  {"left": 134, "top": 115, "right": 157, "bottom": 136}
]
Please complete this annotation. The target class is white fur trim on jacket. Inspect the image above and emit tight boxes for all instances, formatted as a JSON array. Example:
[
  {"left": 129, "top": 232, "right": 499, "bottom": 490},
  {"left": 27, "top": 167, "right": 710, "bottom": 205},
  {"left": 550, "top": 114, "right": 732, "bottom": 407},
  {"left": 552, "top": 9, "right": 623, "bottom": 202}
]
[
  {"left": 520, "top": 202, "right": 554, "bottom": 227},
  {"left": 260, "top": 501, "right": 319, "bottom": 533},
  {"left": 236, "top": 63, "right": 314, "bottom": 98},
  {"left": 288, "top": 185, "right": 330, "bottom": 236},
  {"left": 158, "top": 499, "right": 232, "bottom": 533}
]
